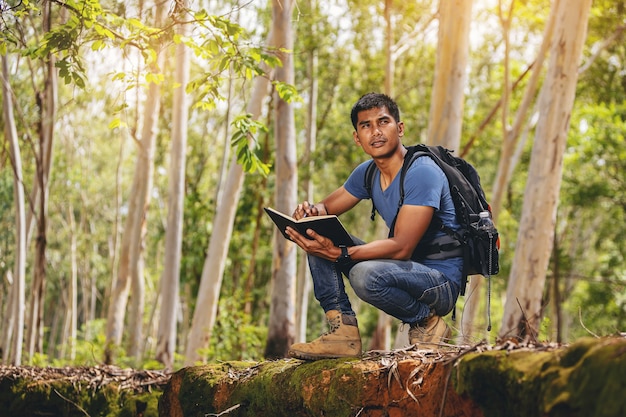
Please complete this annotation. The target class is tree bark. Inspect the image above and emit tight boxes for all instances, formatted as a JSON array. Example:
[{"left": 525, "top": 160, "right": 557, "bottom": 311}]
[
  {"left": 2, "top": 54, "right": 26, "bottom": 366},
  {"left": 499, "top": 0, "right": 592, "bottom": 340},
  {"left": 427, "top": 0, "right": 473, "bottom": 150},
  {"left": 66, "top": 204, "right": 77, "bottom": 361},
  {"left": 265, "top": 0, "right": 298, "bottom": 359},
  {"left": 295, "top": 1, "right": 318, "bottom": 344},
  {"left": 105, "top": 0, "right": 167, "bottom": 364},
  {"left": 23, "top": 0, "right": 58, "bottom": 361},
  {"left": 156, "top": 0, "right": 190, "bottom": 369}
]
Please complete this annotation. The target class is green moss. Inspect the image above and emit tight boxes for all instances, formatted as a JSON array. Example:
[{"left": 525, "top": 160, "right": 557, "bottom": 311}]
[
  {"left": 455, "top": 350, "right": 557, "bottom": 417},
  {"left": 0, "top": 372, "right": 162, "bottom": 417},
  {"left": 178, "top": 363, "right": 234, "bottom": 417},
  {"left": 455, "top": 338, "right": 626, "bottom": 417},
  {"left": 116, "top": 392, "right": 160, "bottom": 417},
  {"left": 178, "top": 358, "right": 366, "bottom": 417},
  {"left": 285, "top": 358, "right": 364, "bottom": 416},
  {"left": 542, "top": 338, "right": 626, "bottom": 417}
]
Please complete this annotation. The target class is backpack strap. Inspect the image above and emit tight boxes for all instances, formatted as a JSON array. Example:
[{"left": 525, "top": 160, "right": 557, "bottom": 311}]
[{"left": 364, "top": 160, "right": 378, "bottom": 221}]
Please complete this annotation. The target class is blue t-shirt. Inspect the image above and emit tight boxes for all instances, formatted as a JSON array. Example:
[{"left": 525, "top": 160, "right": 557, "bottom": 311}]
[{"left": 344, "top": 156, "right": 463, "bottom": 288}]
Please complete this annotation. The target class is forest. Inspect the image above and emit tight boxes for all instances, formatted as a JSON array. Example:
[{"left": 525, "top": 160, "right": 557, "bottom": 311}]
[{"left": 0, "top": 0, "right": 624, "bottom": 372}]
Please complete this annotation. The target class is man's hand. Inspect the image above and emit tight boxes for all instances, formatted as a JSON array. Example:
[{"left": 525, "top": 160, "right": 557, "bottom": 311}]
[
  {"left": 285, "top": 226, "right": 339, "bottom": 261},
  {"left": 292, "top": 201, "right": 324, "bottom": 220}
]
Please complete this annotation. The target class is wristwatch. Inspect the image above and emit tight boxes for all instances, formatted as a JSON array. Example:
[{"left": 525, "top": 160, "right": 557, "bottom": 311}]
[{"left": 336, "top": 245, "right": 351, "bottom": 265}]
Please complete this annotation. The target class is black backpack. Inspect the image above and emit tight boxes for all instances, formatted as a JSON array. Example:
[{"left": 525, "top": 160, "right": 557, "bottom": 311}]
[{"left": 364, "top": 144, "right": 500, "bottom": 298}]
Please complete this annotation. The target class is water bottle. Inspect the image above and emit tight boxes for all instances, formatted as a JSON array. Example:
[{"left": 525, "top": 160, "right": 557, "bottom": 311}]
[
  {"left": 477, "top": 210, "right": 497, "bottom": 331},
  {"left": 477, "top": 211, "right": 496, "bottom": 234}
]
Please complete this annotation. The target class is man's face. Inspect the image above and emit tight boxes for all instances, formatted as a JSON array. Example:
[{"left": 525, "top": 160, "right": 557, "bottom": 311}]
[{"left": 353, "top": 106, "right": 404, "bottom": 159}]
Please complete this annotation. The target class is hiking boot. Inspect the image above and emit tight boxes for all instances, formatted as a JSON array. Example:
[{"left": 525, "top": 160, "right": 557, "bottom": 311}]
[
  {"left": 288, "top": 310, "right": 362, "bottom": 360},
  {"left": 408, "top": 315, "right": 451, "bottom": 349}
]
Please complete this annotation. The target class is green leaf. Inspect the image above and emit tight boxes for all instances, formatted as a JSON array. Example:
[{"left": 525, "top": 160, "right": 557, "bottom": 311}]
[
  {"left": 229, "top": 114, "right": 270, "bottom": 176},
  {"left": 273, "top": 81, "right": 302, "bottom": 103},
  {"left": 73, "top": 72, "right": 86, "bottom": 89},
  {"left": 108, "top": 117, "right": 127, "bottom": 129}
]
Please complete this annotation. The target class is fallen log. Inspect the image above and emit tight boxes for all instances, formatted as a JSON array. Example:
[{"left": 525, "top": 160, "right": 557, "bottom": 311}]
[
  {"left": 159, "top": 337, "right": 626, "bottom": 417},
  {"left": 0, "top": 337, "right": 624, "bottom": 417}
]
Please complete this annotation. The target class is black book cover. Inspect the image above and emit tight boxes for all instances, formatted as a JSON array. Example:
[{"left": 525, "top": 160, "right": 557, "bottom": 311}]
[{"left": 264, "top": 207, "right": 354, "bottom": 246}]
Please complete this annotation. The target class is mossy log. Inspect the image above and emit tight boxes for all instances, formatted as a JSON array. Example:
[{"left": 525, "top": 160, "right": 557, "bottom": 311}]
[
  {"left": 159, "top": 337, "right": 626, "bottom": 417},
  {"left": 0, "top": 365, "right": 169, "bottom": 417}
]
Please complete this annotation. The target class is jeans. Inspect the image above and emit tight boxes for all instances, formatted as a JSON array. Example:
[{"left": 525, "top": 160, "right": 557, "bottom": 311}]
[{"left": 308, "top": 243, "right": 459, "bottom": 324}]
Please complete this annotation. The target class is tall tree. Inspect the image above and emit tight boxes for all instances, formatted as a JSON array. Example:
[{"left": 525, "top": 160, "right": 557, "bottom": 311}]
[
  {"left": 105, "top": 0, "right": 168, "bottom": 363},
  {"left": 25, "top": 0, "right": 59, "bottom": 360},
  {"left": 499, "top": 0, "right": 593, "bottom": 340},
  {"left": 1, "top": 54, "right": 26, "bottom": 366},
  {"left": 155, "top": 0, "right": 190, "bottom": 369},
  {"left": 265, "top": 0, "right": 298, "bottom": 359},
  {"left": 295, "top": 0, "right": 318, "bottom": 343}
]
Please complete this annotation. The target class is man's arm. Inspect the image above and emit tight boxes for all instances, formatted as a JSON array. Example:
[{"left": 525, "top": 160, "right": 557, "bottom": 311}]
[
  {"left": 287, "top": 198, "right": 433, "bottom": 262},
  {"left": 346, "top": 204, "right": 433, "bottom": 261}
]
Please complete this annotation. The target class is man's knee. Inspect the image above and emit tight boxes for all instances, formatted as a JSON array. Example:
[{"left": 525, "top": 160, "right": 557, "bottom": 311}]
[{"left": 349, "top": 263, "right": 378, "bottom": 300}]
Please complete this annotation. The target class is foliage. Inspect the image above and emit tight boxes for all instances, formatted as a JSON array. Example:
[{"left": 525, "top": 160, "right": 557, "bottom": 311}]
[
  {"left": 231, "top": 113, "right": 271, "bottom": 175},
  {"left": 196, "top": 293, "right": 268, "bottom": 363},
  {"left": 556, "top": 103, "right": 626, "bottom": 340}
]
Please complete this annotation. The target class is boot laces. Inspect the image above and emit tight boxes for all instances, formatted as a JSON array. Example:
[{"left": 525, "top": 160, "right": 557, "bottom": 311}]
[{"left": 322, "top": 317, "right": 342, "bottom": 336}]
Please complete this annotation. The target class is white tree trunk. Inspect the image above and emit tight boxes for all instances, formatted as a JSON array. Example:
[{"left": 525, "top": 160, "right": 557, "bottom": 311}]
[
  {"left": 66, "top": 205, "right": 77, "bottom": 361},
  {"left": 499, "top": 0, "right": 592, "bottom": 340},
  {"left": 156, "top": 0, "right": 190, "bottom": 369},
  {"left": 26, "top": 1, "right": 58, "bottom": 359},
  {"left": 427, "top": 0, "right": 473, "bottom": 150},
  {"left": 184, "top": 30, "right": 276, "bottom": 366},
  {"left": 296, "top": 45, "right": 317, "bottom": 343},
  {"left": 106, "top": 0, "right": 167, "bottom": 363},
  {"left": 2, "top": 54, "right": 26, "bottom": 366},
  {"left": 265, "top": 0, "right": 298, "bottom": 359}
]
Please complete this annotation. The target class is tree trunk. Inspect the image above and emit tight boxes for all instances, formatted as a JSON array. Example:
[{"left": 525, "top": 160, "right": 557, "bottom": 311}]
[
  {"left": 156, "top": 0, "right": 190, "bottom": 369},
  {"left": 295, "top": 15, "right": 318, "bottom": 343},
  {"left": 184, "top": 29, "right": 276, "bottom": 366},
  {"left": 265, "top": 0, "right": 298, "bottom": 359},
  {"left": 2, "top": 54, "right": 27, "bottom": 366},
  {"left": 499, "top": 0, "right": 592, "bottom": 340},
  {"left": 66, "top": 204, "right": 77, "bottom": 361},
  {"left": 105, "top": 0, "right": 167, "bottom": 364},
  {"left": 26, "top": 7, "right": 58, "bottom": 358},
  {"left": 427, "top": 0, "right": 473, "bottom": 150}
]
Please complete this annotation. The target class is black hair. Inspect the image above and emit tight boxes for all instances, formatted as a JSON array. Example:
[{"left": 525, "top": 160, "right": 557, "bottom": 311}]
[{"left": 350, "top": 93, "right": 401, "bottom": 130}]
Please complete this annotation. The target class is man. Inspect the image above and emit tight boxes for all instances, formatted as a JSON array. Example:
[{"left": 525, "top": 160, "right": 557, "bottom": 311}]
[{"left": 285, "top": 93, "right": 463, "bottom": 360}]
